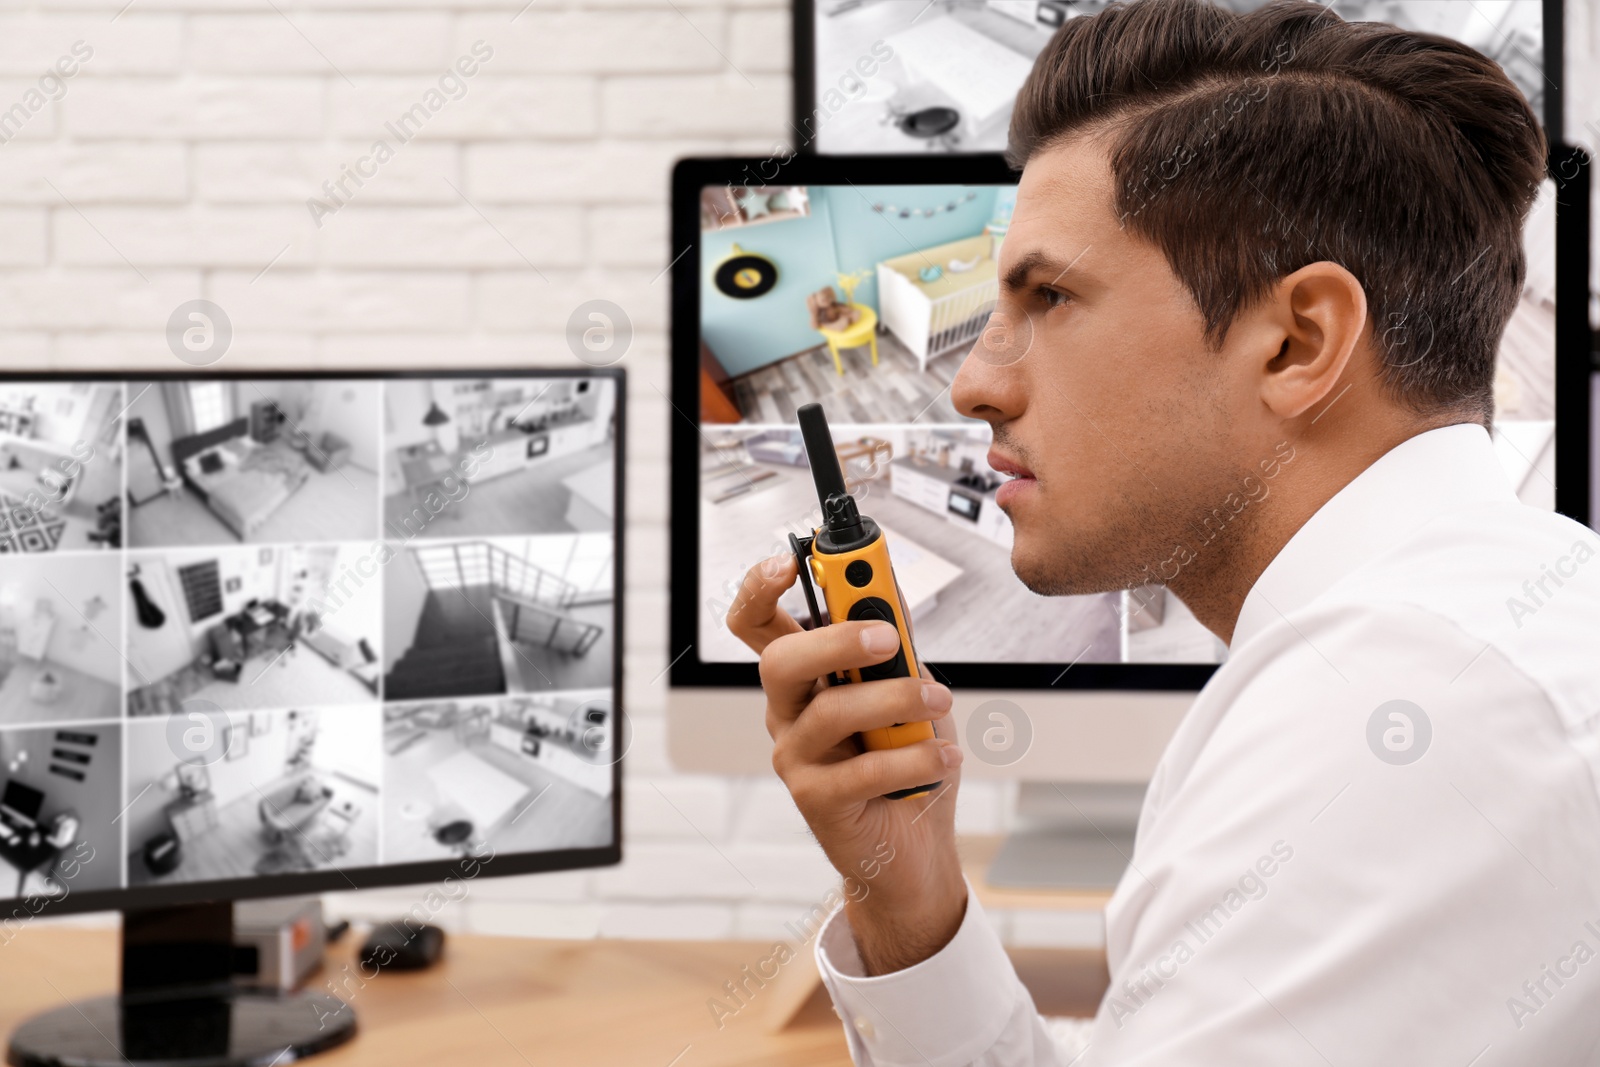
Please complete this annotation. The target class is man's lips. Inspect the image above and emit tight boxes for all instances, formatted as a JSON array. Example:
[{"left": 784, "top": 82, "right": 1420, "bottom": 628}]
[
  {"left": 987, "top": 450, "right": 1034, "bottom": 481},
  {"left": 988, "top": 449, "right": 1035, "bottom": 508}
]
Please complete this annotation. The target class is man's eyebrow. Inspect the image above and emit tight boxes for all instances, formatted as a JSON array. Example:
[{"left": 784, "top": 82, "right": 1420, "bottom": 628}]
[{"left": 1001, "top": 249, "right": 1087, "bottom": 292}]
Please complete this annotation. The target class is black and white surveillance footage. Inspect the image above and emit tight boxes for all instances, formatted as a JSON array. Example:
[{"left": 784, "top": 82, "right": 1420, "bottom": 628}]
[{"left": 807, "top": 0, "right": 1543, "bottom": 155}]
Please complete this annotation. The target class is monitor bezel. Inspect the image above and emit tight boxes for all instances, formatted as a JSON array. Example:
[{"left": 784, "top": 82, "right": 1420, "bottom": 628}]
[
  {"left": 669, "top": 151, "right": 1590, "bottom": 691},
  {"left": 0, "top": 366, "right": 624, "bottom": 919}
]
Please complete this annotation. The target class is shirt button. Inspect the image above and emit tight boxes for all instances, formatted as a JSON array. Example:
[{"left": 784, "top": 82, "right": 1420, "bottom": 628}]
[{"left": 853, "top": 1017, "right": 876, "bottom": 1039}]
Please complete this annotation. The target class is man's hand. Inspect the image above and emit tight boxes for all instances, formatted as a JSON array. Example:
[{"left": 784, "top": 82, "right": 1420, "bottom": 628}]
[{"left": 729, "top": 552, "right": 968, "bottom": 975}]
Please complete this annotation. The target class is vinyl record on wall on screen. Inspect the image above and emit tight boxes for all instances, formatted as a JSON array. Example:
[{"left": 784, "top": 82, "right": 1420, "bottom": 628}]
[{"left": 714, "top": 245, "right": 778, "bottom": 299}]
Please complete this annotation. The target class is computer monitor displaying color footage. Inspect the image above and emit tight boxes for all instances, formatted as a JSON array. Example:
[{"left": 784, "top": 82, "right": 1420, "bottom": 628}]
[
  {"left": 797, "top": 0, "right": 1555, "bottom": 155},
  {"left": 686, "top": 168, "right": 1559, "bottom": 673},
  {"left": 0, "top": 369, "right": 621, "bottom": 915}
]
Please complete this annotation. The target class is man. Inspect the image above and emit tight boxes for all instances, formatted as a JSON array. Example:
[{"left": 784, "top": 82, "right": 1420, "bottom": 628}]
[{"left": 728, "top": 0, "right": 1600, "bottom": 1063}]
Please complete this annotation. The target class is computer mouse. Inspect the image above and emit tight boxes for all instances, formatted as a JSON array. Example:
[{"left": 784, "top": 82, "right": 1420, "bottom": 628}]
[{"left": 359, "top": 922, "right": 445, "bottom": 972}]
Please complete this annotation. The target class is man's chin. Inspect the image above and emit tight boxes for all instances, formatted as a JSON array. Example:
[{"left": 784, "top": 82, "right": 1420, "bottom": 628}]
[
  {"left": 1004, "top": 547, "right": 1094, "bottom": 598},
  {"left": 1008, "top": 543, "right": 1114, "bottom": 598}
]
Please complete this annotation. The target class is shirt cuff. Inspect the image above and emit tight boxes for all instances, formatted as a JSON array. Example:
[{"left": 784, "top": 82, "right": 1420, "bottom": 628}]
[{"left": 815, "top": 877, "right": 1024, "bottom": 1067}]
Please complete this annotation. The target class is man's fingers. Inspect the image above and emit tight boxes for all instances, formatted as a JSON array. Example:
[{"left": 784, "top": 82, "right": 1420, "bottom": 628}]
[
  {"left": 787, "top": 740, "right": 964, "bottom": 812},
  {"left": 727, "top": 552, "right": 803, "bottom": 655},
  {"left": 779, "top": 676, "right": 953, "bottom": 766},
  {"left": 760, "top": 620, "right": 911, "bottom": 723}
]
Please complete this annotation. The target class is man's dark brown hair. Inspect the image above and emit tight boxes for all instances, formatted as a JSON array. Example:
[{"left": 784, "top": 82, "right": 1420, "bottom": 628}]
[{"left": 1009, "top": 0, "right": 1546, "bottom": 421}]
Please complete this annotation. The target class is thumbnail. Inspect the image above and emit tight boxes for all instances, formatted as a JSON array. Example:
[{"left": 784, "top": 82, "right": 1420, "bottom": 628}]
[
  {"left": 0, "top": 381, "right": 123, "bottom": 553},
  {"left": 0, "top": 722, "right": 123, "bottom": 895},
  {"left": 125, "top": 708, "right": 380, "bottom": 886},
  {"left": 382, "top": 691, "right": 614, "bottom": 864},
  {"left": 382, "top": 377, "right": 616, "bottom": 539},
  {"left": 382, "top": 534, "right": 613, "bottom": 703},
  {"left": 126, "top": 379, "right": 381, "bottom": 548},
  {"left": 126, "top": 543, "right": 381, "bottom": 716}
]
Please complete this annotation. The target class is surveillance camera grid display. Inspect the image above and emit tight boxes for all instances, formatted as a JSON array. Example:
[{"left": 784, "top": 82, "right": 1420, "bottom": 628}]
[
  {"left": 695, "top": 179, "right": 1557, "bottom": 666},
  {"left": 0, "top": 374, "right": 618, "bottom": 905}
]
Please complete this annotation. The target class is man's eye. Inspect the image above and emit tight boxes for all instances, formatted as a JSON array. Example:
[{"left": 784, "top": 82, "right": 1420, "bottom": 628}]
[{"left": 1037, "top": 286, "right": 1070, "bottom": 310}]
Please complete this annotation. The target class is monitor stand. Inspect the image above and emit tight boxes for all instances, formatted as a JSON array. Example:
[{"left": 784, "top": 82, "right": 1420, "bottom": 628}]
[
  {"left": 7, "top": 901, "right": 357, "bottom": 1067},
  {"left": 984, "top": 782, "right": 1146, "bottom": 891}
]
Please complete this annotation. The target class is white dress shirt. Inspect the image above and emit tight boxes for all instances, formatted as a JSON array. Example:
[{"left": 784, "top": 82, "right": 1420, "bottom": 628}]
[{"left": 815, "top": 424, "right": 1600, "bottom": 1066}]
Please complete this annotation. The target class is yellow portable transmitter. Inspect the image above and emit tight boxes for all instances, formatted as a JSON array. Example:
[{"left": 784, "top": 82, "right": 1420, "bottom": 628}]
[{"left": 790, "top": 402, "right": 940, "bottom": 801}]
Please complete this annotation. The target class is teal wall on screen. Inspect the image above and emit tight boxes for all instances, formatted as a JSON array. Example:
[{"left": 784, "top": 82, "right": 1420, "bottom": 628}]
[{"left": 701, "top": 184, "right": 1001, "bottom": 378}]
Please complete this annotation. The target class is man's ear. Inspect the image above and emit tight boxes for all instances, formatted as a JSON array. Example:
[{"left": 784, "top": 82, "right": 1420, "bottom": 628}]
[{"left": 1257, "top": 261, "right": 1368, "bottom": 421}]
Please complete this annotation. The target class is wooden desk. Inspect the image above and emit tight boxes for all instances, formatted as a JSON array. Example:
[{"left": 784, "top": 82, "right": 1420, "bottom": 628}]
[{"left": 0, "top": 926, "right": 1108, "bottom": 1066}]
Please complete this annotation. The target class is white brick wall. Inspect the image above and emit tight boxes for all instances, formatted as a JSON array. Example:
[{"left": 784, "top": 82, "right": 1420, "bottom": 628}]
[
  {"left": 41, "top": 0, "right": 1595, "bottom": 952},
  {"left": 0, "top": 0, "right": 1029, "bottom": 946}
]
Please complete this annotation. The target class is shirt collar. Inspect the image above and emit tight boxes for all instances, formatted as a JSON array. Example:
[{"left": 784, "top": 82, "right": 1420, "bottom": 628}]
[{"left": 1230, "top": 423, "right": 1518, "bottom": 650}]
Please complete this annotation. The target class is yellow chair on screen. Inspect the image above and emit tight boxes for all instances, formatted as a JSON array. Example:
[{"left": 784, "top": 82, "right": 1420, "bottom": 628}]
[{"left": 818, "top": 304, "right": 879, "bottom": 376}]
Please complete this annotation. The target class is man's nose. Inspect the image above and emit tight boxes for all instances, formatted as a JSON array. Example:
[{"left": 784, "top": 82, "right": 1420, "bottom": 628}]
[{"left": 952, "top": 307, "right": 1032, "bottom": 422}]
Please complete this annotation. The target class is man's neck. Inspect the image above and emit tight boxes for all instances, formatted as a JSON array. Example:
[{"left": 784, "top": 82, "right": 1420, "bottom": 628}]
[{"left": 1168, "top": 412, "right": 1476, "bottom": 645}]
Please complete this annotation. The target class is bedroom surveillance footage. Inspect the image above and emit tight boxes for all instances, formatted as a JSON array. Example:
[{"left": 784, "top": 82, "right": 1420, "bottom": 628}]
[{"left": 0, "top": 372, "right": 620, "bottom": 899}]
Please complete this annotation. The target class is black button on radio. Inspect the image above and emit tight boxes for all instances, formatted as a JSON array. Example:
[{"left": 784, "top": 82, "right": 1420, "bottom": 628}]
[
  {"left": 846, "top": 596, "right": 908, "bottom": 680},
  {"left": 845, "top": 560, "right": 873, "bottom": 587}
]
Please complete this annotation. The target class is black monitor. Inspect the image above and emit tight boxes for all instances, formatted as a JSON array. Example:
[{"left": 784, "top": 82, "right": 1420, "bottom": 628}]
[
  {"left": 0, "top": 780, "right": 44, "bottom": 825},
  {"left": 0, "top": 368, "right": 625, "bottom": 1067},
  {"left": 671, "top": 2, "right": 1585, "bottom": 809},
  {"left": 670, "top": 152, "right": 1589, "bottom": 697}
]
